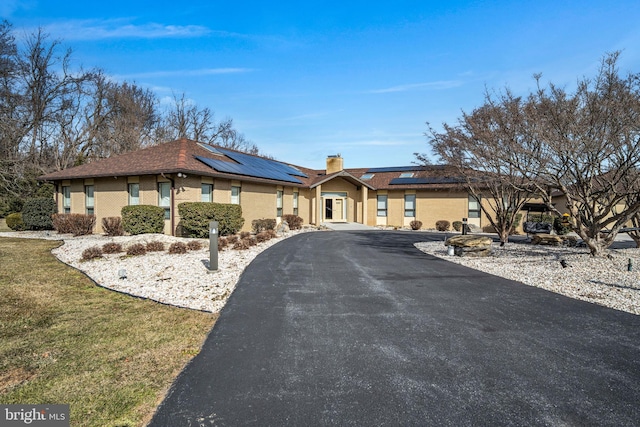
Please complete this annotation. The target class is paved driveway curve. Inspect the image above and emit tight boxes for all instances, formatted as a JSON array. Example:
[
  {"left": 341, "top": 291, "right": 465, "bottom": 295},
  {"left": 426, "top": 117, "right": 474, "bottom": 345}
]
[{"left": 150, "top": 231, "right": 640, "bottom": 426}]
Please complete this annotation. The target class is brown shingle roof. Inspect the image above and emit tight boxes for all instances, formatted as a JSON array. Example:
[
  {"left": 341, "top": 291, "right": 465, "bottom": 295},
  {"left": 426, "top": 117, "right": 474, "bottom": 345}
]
[{"left": 39, "top": 138, "right": 476, "bottom": 191}]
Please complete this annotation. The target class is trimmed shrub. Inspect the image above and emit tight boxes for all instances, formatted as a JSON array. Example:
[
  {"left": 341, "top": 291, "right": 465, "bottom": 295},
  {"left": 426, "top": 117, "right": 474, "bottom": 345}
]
[
  {"left": 435, "top": 220, "right": 450, "bottom": 232},
  {"left": 227, "top": 235, "right": 239, "bottom": 244},
  {"left": 266, "top": 229, "right": 278, "bottom": 239},
  {"left": 410, "top": 220, "right": 423, "bottom": 231},
  {"left": 126, "top": 243, "right": 147, "bottom": 256},
  {"left": 527, "top": 213, "right": 554, "bottom": 224},
  {"left": 81, "top": 246, "right": 103, "bottom": 261},
  {"left": 121, "top": 205, "right": 165, "bottom": 235},
  {"left": 6, "top": 212, "right": 24, "bottom": 231},
  {"left": 252, "top": 218, "right": 277, "bottom": 233},
  {"left": 168, "top": 242, "right": 187, "bottom": 254},
  {"left": 256, "top": 231, "right": 271, "bottom": 243},
  {"left": 146, "top": 241, "right": 165, "bottom": 252},
  {"left": 52, "top": 214, "right": 96, "bottom": 236},
  {"left": 553, "top": 216, "right": 573, "bottom": 235},
  {"left": 244, "top": 236, "right": 257, "bottom": 247},
  {"left": 452, "top": 221, "right": 462, "bottom": 232},
  {"left": 218, "top": 237, "right": 228, "bottom": 251},
  {"left": 178, "top": 202, "right": 244, "bottom": 238},
  {"left": 282, "top": 214, "right": 303, "bottom": 230},
  {"left": 102, "top": 217, "right": 124, "bottom": 236},
  {"left": 233, "top": 239, "right": 250, "bottom": 250},
  {"left": 239, "top": 231, "right": 251, "bottom": 239},
  {"left": 22, "top": 198, "right": 57, "bottom": 230},
  {"left": 187, "top": 240, "right": 203, "bottom": 251},
  {"left": 102, "top": 242, "right": 123, "bottom": 254}
]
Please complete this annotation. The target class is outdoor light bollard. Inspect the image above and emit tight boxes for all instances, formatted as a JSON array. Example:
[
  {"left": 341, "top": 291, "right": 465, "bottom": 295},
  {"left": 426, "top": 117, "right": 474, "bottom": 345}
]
[
  {"left": 462, "top": 217, "right": 468, "bottom": 235},
  {"left": 628, "top": 258, "right": 633, "bottom": 272},
  {"left": 208, "top": 221, "right": 218, "bottom": 272}
]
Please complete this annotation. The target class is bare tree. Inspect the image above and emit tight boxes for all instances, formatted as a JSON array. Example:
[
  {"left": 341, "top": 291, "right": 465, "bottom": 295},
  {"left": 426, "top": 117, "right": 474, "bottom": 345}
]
[
  {"left": 161, "top": 92, "right": 261, "bottom": 154},
  {"left": 520, "top": 52, "right": 640, "bottom": 256},
  {"left": 420, "top": 90, "right": 538, "bottom": 245}
]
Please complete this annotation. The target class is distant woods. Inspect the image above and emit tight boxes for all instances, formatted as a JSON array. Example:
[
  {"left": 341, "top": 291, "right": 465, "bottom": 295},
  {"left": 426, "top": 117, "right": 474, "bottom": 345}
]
[{"left": 0, "top": 19, "right": 258, "bottom": 213}]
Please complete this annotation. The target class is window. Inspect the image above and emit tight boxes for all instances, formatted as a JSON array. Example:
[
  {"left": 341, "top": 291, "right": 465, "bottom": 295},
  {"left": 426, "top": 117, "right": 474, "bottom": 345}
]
[
  {"left": 276, "top": 190, "right": 283, "bottom": 217},
  {"left": 404, "top": 194, "right": 416, "bottom": 217},
  {"left": 377, "top": 195, "right": 387, "bottom": 217},
  {"left": 62, "top": 186, "right": 71, "bottom": 214},
  {"left": 128, "top": 183, "right": 140, "bottom": 205},
  {"left": 293, "top": 191, "right": 299, "bottom": 216},
  {"left": 468, "top": 195, "right": 481, "bottom": 219},
  {"left": 231, "top": 186, "right": 241, "bottom": 205},
  {"left": 201, "top": 183, "right": 213, "bottom": 202},
  {"left": 85, "top": 185, "right": 94, "bottom": 215},
  {"left": 399, "top": 172, "right": 415, "bottom": 178},
  {"left": 158, "top": 182, "right": 171, "bottom": 219},
  {"left": 361, "top": 173, "right": 375, "bottom": 180}
]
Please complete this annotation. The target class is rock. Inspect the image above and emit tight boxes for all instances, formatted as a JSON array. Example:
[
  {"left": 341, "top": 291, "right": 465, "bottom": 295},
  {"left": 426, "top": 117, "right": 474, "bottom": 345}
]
[
  {"left": 446, "top": 235, "right": 493, "bottom": 257},
  {"left": 531, "top": 234, "right": 562, "bottom": 246},
  {"left": 276, "top": 220, "right": 290, "bottom": 234},
  {"left": 560, "top": 235, "right": 578, "bottom": 247},
  {"left": 446, "top": 235, "right": 492, "bottom": 248}
]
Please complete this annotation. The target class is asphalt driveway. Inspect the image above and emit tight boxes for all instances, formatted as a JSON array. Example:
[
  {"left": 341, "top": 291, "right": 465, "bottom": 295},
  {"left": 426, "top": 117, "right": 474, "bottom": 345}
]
[{"left": 149, "top": 231, "right": 640, "bottom": 426}]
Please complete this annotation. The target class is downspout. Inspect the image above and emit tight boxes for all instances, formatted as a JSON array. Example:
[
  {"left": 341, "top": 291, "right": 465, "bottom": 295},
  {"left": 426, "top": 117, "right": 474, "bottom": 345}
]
[
  {"left": 162, "top": 173, "right": 176, "bottom": 236},
  {"left": 170, "top": 177, "right": 176, "bottom": 237}
]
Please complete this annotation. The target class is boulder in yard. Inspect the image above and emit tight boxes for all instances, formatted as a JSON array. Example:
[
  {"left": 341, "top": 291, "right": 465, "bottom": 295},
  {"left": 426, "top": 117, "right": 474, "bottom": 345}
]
[
  {"left": 445, "top": 234, "right": 493, "bottom": 257},
  {"left": 531, "top": 234, "right": 562, "bottom": 246},
  {"left": 445, "top": 234, "right": 493, "bottom": 248}
]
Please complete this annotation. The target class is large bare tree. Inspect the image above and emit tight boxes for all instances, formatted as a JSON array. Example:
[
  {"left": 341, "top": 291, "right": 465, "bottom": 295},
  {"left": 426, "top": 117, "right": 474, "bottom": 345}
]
[
  {"left": 520, "top": 52, "right": 640, "bottom": 256},
  {"left": 420, "top": 90, "right": 538, "bottom": 245}
]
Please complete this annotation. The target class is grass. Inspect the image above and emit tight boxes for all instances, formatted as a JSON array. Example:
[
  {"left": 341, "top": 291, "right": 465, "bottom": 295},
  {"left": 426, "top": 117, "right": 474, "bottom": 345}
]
[{"left": 0, "top": 237, "right": 217, "bottom": 426}]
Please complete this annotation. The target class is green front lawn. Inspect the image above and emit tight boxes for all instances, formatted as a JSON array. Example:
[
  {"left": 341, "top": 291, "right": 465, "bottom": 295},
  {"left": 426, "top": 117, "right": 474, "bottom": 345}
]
[{"left": 0, "top": 237, "right": 216, "bottom": 426}]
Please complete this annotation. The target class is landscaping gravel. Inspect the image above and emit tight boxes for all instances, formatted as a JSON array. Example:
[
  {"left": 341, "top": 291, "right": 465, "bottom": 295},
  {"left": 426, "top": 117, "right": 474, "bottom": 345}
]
[
  {"left": 415, "top": 240, "right": 640, "bottom": 315},
  {"left": 3, "top": 229, "right": 639, "bottom": 316},
  {"left": 0, "top": 229, "right": 310, "bottom": 313}
]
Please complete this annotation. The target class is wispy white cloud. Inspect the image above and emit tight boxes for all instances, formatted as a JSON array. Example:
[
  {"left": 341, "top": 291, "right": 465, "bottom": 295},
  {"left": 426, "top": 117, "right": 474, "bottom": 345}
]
[
  {"left": 368, "top": 80, "right": 463, "bottom": 94},
  {"left": 114, "top": 68, "right": 252, "bottom": 80},
  {"left": 24, "top": 19, "right": 215, "bottom": 41},
  {"left": 0, "top": 0, "right": 33, "bottom": 17}
]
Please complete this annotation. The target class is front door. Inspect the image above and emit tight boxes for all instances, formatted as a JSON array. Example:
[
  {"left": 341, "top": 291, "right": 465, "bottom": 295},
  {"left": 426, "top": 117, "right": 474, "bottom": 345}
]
[{"left": 323, "top": 197, "right": 345, "bottom": 222}]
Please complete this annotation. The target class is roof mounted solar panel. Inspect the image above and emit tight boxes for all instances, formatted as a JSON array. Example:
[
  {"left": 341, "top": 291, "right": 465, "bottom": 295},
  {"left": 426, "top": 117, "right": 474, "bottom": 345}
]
[
  {"left": 196, "top": 156, "right": 303, "bottom": 184},
  {"left": 389, "top": 177, "right": 466, "bottom": 185},
  {"left": 366, "top": 165, "right": 446, "bottom": 173},
  {"left": 216, "top": 148, "right": 308, "bottom": 178}
]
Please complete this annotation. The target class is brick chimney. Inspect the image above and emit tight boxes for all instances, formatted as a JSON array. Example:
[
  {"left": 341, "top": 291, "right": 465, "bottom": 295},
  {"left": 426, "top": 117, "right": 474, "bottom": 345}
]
[{"left": 326, "top": 154, "right": 343, "bottom": 174}]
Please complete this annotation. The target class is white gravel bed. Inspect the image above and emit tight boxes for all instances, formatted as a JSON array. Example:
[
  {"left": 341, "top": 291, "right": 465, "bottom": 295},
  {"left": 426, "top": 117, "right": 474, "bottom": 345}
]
[
  {"left": 415, "top": 241, "right": 640, "bottom": 315},
  {"left": 0, "top": 229, "right": 310, "bottom": 313}
]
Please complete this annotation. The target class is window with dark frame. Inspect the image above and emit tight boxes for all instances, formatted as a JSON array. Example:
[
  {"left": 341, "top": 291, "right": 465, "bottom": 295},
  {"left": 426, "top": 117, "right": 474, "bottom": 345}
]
[
  {"left": 377, "top": 195, "right": 387, "bottom": 217},
  {"left": 85, "top": 185, "right": 94, "bottom": 215}
]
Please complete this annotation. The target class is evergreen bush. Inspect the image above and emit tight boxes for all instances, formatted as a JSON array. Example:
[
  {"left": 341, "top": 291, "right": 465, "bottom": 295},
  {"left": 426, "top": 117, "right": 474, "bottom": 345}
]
[
  {"left": 452, "top": 221, "right": 463, "bottom": 232},
  {"left": 22, "top": 198, "right": 57, "bottom": 230},
  {"left": 178, "top": 202, "right": 244, "bottom": 238},
  {"left": 6, "top": 212, "right": 24, "bottom": 231},
  {"left": 121, "top": 205, "right": 165, "bottom": 235}
]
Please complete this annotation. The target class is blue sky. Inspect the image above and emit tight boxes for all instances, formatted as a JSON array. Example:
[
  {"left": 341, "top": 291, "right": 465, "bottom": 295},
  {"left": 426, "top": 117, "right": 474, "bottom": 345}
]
[{"left": 3, "top": 1, "right": 640, "bottom": 169}]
